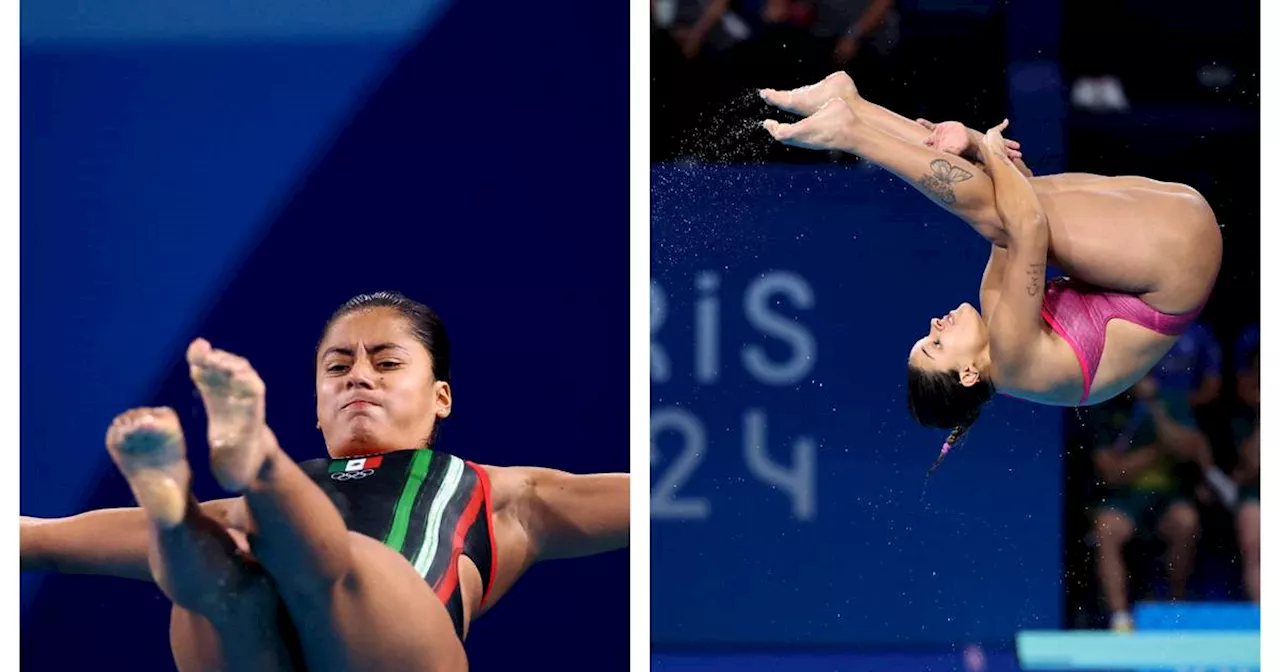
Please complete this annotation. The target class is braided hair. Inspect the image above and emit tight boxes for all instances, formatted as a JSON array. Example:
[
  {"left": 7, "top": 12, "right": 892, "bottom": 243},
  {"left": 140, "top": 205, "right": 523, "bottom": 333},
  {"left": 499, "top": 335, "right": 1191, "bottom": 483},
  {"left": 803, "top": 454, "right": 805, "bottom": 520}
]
[
  {"left": 927, "top": 408, "right": 983, "bottom": 475},
  {"left": 906, "top": 364, "right": 994, "bottom": 474}
]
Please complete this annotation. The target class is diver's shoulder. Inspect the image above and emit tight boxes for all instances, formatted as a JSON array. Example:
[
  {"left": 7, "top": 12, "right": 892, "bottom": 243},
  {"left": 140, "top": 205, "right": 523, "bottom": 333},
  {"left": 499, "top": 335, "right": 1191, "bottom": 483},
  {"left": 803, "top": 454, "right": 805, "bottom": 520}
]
[{"left": 993, "top": 333, "right": 1083, "bottom": 403}]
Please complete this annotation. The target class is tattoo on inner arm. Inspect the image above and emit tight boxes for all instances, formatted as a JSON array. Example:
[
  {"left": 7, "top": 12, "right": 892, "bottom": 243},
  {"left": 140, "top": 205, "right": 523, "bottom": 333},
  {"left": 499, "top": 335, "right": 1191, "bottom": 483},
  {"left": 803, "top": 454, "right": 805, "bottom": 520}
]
[
  {"left": 918, "top": 159, "right": 974, "bottom": 206},
  {"left": 1026, "top": 263, "right": 1045, "bottom": 296}
]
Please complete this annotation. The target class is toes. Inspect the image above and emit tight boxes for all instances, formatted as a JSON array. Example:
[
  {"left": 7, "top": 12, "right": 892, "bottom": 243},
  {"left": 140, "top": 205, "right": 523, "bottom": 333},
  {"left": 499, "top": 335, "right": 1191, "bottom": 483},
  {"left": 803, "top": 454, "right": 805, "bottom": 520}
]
[
  {"left": 129, "top": 407, "right": 179, "bottom": 432},
  {"left": 110, "top": 406, "right": 163, "bottom": 432},
  {"left": 188, "top": 341, "right": 253, "bottom": 377},
  {"left": 188, "top": 341, "right": 249, "bottom": 372},
  {"left": 107, "top": 413, "right": 132, "bottom": 446},
  {"left": 205, "top": 349, "right": 240, "bottom": 372},
  {"left": 192, "top": 362, "right": 231, "bottom": 388},
  {"left": 186, "top": 338, "right": 212, "bottom": 367},
  {"left": 188, "top": 344, "right": 266, "bottom": 400},
  {"left": 107, "top": 407, "right": 182, "bottom": 447},
  {"left": 761, "top": 119, "right": 788, "bottom": 140},
  {"left": 148, "top": 407, "right": 180, "bottom": 425},
  {"left": 759, "top": 89, "right": 786, "bottom": 108}
]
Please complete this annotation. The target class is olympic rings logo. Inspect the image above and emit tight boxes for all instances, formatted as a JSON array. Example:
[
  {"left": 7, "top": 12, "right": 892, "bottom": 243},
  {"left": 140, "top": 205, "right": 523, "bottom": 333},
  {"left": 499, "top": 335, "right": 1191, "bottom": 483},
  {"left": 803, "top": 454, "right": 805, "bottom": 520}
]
[{"left": 330, "top": 469, "right": 376, "bottom": 481}]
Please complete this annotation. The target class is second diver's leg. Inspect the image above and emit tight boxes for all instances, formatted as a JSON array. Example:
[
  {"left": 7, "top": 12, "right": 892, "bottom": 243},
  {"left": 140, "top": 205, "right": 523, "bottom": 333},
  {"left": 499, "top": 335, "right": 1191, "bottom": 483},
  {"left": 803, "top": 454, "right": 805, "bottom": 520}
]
[{"left": 105, "top": 408, "right": 299, "bottom": 671}]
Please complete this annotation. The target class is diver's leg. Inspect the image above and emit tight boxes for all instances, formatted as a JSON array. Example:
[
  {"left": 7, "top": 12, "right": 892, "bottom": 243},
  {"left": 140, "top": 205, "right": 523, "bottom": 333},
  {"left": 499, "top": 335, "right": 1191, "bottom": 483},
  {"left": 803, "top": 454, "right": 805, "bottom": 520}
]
[
  {"left": 168, "top": 596, "right": 303, "bottom": 672},
  {"left": 187, "top": 339, "right": 468, "bottom": 671},
  {"left": 105, "top": 408, "right": 298, "bottom": 671},
  {"left": 758, "top": 71, "right": 998, "bottom": 151},
  {"left": 278, "top": 531, "right": 471, "bottom": 672},
  {"left": 760, "top": 72, "right": 1039, "bottom": 174},
  {"left": 763, "top": 98, "right": 1006, "bottom": 244},
  {"left": 186, "top": 337, "right": 355, "bottom": 587},
  {"left": 760, "top": 71, "right": 934, "bottom": 143}
]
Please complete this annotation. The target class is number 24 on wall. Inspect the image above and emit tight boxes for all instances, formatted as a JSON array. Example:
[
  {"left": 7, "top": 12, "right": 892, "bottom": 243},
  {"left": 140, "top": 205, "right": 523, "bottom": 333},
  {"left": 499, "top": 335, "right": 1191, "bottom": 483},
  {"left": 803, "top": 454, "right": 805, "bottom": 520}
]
[{"left": 650, "top": 407, "right": 816, "bottom": 522}]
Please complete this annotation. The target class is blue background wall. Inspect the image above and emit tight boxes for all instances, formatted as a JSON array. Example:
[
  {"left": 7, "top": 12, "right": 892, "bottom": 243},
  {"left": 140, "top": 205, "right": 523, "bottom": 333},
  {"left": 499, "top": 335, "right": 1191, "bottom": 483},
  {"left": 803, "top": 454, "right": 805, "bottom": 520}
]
[
  {"left": 20, "top": 1, "right": 629, "bottom": 669},
  {"left": 650, "top": 164, "right": 1064, "bottom": 648}
]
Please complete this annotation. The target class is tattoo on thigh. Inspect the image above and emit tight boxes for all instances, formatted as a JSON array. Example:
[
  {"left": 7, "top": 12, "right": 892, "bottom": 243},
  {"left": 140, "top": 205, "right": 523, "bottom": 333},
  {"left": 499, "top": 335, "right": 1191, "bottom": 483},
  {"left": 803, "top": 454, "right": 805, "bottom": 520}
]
[
  {"left": 918, "top": 159, "right": 975, "bottom": 206},
  {"left": 1026, "top": 263, "right": 1045, "bottom": 296}
]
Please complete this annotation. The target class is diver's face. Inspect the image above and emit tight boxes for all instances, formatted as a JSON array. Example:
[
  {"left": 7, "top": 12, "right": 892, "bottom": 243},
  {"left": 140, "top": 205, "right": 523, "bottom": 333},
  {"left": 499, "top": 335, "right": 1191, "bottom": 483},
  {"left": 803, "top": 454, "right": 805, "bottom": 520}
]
[
  {"left": 907, "top": 302, "right": 988, "bottom": 383},
  {"left": 315, "top": 308, "right": 451, "bottom": 456}
]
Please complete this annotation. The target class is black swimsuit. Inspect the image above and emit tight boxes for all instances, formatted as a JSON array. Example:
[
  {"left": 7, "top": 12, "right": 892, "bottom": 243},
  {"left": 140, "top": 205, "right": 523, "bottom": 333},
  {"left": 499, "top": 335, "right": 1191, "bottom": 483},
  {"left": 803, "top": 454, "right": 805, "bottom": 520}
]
[{"left": 299, "top": 448, "right": 496, "bottom": 640}]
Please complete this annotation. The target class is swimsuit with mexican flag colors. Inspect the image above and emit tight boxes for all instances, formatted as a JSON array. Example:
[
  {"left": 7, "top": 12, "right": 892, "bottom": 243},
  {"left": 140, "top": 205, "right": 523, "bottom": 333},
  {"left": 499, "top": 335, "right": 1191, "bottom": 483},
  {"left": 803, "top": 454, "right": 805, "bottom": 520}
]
[{"left": 300, "top": 448, "right": 495, "bottom": 640}]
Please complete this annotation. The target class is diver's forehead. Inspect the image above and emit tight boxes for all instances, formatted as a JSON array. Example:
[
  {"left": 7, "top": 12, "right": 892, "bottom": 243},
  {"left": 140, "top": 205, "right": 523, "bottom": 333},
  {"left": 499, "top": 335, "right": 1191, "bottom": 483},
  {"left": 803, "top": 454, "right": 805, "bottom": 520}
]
[{"left": 910, "top": 337, "right": 933, "bottom": 363}]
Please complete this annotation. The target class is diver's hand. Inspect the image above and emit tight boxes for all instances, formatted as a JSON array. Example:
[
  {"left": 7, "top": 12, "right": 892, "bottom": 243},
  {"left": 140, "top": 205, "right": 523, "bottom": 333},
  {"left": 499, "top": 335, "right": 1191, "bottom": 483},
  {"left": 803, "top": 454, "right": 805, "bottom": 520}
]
[
  {"left": 920, "top": 118, "right": 1021, "bottom": 161},
  {"left": 979, "top": 119, "right": 1012, "bottom": 164},
  {"left": 922, "top": 120, "right": 971, "bottom": 156}
]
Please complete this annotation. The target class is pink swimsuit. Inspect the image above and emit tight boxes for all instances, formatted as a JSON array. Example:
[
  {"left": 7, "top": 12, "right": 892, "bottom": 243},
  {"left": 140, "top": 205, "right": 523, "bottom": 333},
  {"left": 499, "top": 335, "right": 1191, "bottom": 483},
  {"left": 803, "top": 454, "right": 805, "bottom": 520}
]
[{"left": 1039, "top": 277, "right": 1204, "bottom": 404}]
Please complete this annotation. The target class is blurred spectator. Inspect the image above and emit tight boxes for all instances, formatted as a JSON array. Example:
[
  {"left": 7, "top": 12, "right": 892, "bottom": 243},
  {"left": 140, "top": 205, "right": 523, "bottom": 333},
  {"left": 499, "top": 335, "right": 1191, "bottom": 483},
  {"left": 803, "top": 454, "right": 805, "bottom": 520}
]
[
  {"left": 734, "top": 0, "right": 899, "bottom": 91},
  {"left": 1149, "top": 321, "right": 1223, "bottom": 413},
  {"left": 809, "top": 0, "right": 899, "bottom": 70},
  {"left": 1089, "top": 376, "right": 1210, "bottom": 631},
  {"left": 650, "top": 0, "right": 901, "bottom": 163},
  {"left": 1232, "top": 323, "right": 1259, "bottom": 602},
  {"left": 654, "top": 0, "right": 749, "bottom": 61}
]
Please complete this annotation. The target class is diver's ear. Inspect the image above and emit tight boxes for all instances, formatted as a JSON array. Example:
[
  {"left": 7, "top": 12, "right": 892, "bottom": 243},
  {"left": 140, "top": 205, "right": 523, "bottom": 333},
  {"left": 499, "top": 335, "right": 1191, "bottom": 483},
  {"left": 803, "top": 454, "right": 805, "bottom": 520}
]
[
  {"left": 958, "top": 365, "right": 981, "bottom": 388},
  {"left": 434, "top": 381, "right": 453, "bottom": 419}
]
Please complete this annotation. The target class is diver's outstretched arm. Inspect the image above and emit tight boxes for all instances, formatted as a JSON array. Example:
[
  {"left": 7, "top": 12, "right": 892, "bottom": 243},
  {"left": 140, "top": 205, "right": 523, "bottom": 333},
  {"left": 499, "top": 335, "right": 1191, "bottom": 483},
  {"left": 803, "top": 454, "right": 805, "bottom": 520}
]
[
  {"left": 488, "top": 467, "right": 630, "bottom": 563},
  {"left": 21, "top": 497, "right": 244, "bottom": 581},
  {"left": 22, "top": 509, "right": 156, "bottom": 580}
]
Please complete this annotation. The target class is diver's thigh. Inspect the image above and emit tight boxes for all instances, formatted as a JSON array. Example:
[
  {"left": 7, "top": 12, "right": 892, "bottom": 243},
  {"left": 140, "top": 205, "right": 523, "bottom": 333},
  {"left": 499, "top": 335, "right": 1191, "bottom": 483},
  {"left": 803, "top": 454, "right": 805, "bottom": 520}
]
[
  {"left": 168, "top": 587, "right": 303, "bottom": 672},
  {"left": 279, "top": 531, "right": 468, "bottom": 672}
]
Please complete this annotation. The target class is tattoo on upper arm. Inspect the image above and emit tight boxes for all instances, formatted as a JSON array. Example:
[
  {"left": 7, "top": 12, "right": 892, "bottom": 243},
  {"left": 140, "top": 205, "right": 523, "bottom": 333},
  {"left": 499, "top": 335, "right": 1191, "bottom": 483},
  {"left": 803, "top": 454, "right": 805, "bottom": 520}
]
[
  {"left": 919, "top": 159, "right": 974, "bottom": 206},
  {"left": 1025, "top": 263, "right": 1045, "bottom": 296}
]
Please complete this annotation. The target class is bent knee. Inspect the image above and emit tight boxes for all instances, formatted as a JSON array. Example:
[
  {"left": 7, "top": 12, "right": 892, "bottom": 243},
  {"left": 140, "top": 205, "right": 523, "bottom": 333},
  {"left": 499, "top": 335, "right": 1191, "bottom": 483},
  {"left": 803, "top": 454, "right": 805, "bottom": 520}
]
[
  {"left": 1183, "top": 191, "right": 1223, "bottom": 254},
  {"left": 1093, "top": 510, "right": 1134, "bottom": 546},
  {"left": 341, "top": 531, "right": 423, "bottom": 587},
  {"left": 1161, "top": 503, "right": 1200, "bottom": 541},
  {"left": 314, "top": 531, "right": 425, "bottom": 605}
]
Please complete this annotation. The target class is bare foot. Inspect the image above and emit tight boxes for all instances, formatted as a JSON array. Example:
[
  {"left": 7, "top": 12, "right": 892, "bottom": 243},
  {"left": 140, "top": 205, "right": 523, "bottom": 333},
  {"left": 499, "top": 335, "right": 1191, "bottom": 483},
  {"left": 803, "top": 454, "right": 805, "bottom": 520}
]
[
  {"left": 762, "top": 97, "right": 859, "bottom": 151},
  {"left": 759, "top": 71, "right": 857, "bottom": 118},
  {"left": 187, "top": 338, "right": 273, "bottom": 494},
  {"left": 106, "top": 407, "right": 191, "bottom": 529}
]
